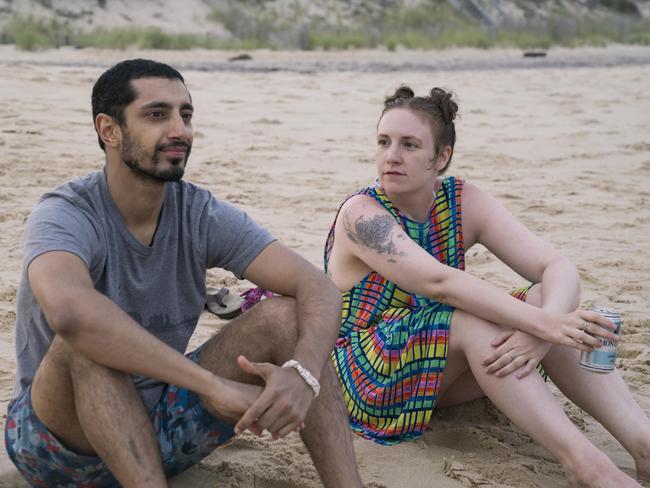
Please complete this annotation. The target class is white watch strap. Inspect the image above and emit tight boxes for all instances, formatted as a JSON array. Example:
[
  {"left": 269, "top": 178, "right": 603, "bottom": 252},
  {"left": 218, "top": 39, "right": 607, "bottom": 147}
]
[{"left": 281, "top": 359, "right": 320, "bottom": 398}]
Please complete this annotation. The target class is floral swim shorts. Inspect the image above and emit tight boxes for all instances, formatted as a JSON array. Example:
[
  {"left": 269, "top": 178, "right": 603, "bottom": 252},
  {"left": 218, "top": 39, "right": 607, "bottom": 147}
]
[{"left": 4, "top": 349, "right": 235, "bottom": 488}]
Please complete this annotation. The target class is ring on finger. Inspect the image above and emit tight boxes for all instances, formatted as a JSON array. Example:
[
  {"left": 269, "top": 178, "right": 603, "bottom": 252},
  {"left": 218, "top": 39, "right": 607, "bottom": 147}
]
[{"left": 581, "top": 321, "right": 589, "bottom": 332}]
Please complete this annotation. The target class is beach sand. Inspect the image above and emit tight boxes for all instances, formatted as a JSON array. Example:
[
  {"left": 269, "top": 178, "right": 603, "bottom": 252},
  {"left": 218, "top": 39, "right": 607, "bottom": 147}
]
[{"left": 0, "top": 45, "right": 649, "bottom": 487}]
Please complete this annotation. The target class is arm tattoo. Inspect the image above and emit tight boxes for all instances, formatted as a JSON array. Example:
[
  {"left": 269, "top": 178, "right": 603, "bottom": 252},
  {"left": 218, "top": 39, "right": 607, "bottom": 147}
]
[{"left": 343, "top": 209, "right": 406, "bottom": 257}]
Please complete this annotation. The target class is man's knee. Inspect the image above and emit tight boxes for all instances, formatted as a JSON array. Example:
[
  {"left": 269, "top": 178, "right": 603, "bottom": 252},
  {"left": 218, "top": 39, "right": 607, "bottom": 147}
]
[
  {"left": 38, "top": 335, "right": 130, "bottom": 389},
  {"left": 31, "top": 336, "right": 124, "bottom": 456},
  {"left": 245, "top": 296, "right": 299, "bottom": 353},
  {"left": 198, "top": 296, "right": 300, "bottom": 376},
  {"left": 32, "top": 336, "right": 78, "bottom": 398},
  {"left": 42, "top": 335, "right": 75, "bottom": 370}
]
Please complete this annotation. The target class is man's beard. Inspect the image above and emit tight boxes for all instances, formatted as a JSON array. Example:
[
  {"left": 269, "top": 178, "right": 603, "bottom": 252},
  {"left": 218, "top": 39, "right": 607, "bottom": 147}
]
[{"left": 121, "top": 130, "right": 191, "bottom": 183}]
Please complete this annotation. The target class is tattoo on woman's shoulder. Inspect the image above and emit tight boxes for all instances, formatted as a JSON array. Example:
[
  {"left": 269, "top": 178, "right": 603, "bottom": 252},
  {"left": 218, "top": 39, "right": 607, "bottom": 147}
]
[{"left": 343, "top": 210, "right": 406, "bottom": 257}]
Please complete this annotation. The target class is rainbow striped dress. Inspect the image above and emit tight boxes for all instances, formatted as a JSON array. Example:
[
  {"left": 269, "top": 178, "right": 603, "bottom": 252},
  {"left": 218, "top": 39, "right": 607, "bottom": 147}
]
[{"left": 324, "top": 176, "right": 464, "bottom": 445}]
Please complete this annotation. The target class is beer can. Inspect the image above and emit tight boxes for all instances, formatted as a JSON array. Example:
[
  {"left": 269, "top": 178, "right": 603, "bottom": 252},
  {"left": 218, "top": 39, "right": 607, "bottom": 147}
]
[{"left": 579, "top": 306, "right": 622, "bottom": 374}]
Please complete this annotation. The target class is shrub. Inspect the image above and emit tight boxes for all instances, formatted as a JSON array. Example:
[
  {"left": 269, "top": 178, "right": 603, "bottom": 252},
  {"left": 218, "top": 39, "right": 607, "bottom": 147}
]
[{"left": 3, "top": 4, "right": 650, "bottom": 52}]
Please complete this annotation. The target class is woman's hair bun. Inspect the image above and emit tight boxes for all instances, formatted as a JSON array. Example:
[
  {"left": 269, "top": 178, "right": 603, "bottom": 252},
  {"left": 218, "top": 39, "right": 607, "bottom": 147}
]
[
  {"left": 429, "top": 87, "right": 458, "bottom": 124},
  {"left": 384, "top": 85, "right": 414, "bottom": 107},
  {"left": 377, "top": 84, "right": 459, "bottom": 174}
]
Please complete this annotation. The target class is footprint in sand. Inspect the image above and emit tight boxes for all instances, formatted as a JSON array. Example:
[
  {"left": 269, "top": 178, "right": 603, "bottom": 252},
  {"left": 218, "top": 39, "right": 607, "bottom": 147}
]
[
  {"left": 252, "top": 118, "right": 282, "bottom": 125},
  {"left": 443, "top": 458, "right": 493, "bottom": 486},
  {"left": 626, "top": 142, "right": 650, "bottom": 152},
  {"left": 525, "top": 203, "right": 564, "bottom": 216},
  {"left": 618, "top": 346, "right": 644, "bottom": 360},
  {"left": 497, "top": 192, "right": 523, "bottom": 200}
]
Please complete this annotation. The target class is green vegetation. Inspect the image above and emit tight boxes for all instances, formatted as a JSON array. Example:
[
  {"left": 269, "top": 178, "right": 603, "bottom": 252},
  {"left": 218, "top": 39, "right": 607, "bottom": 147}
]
[
  {"left": 2, "top": 15, "right": 237, "bottom": 51},
  {"left": 312, "top": 6, "right": 650, "bottom": 51},
  {"left": 3, "top": 2, "right": 650, "bottom": 52},
  {"left": 208, "top": 3, "right": 280, "bottom": 48},
  {"left": 4, "top": 15, "right": 69, "bottom": 50}
]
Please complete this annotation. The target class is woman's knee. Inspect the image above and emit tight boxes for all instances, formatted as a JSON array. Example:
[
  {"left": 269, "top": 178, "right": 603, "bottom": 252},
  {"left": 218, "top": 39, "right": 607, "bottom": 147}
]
[
  {"left": 524, "top": 283, "right": 579, "bottom": 311},
  {"left": 450, "top": 310, "right": 509, "bottom": 353},
  {"left": 525, "top": 283, "right": 543, "bottom": 308}
]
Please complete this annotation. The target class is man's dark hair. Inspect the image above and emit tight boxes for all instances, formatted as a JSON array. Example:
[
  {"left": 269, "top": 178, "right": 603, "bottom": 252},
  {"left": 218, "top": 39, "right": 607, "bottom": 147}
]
[{"left": 91, "top": 59, "right": 185, "bottom": 151}]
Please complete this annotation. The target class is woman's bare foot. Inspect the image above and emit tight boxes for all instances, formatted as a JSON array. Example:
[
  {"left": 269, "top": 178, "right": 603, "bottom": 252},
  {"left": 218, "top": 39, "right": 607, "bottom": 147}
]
[
  {"left": 635, "top": 456, "right": 650, "bottom": 483},
  {"left": 630, "top": 436, "right": 650, "bottom": 482},
  {"left": 566, "top": 454, "right": 641, "bottom": 488}
]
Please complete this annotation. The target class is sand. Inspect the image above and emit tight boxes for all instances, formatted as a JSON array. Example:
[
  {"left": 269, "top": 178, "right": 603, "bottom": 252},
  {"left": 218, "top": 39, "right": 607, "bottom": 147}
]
[{"left": 0, "top": 44, "right": 649, "bottom": 487}]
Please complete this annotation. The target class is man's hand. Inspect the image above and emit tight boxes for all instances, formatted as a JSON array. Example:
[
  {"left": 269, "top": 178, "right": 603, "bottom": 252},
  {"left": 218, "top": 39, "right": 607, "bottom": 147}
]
[
  {"left": 234, "top": 355, "right": 314, "bottom": 440},
  {"left": 483, "top": 329, "right": 552, "bottom": 379},
  {"left": 205, "top": 376, "right": 263, "bottom": 430}
]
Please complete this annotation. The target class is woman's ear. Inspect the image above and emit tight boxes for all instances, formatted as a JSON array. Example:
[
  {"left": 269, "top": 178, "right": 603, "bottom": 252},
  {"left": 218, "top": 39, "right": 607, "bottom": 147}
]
[
  {"left": 95, "top": 113, "right": 122, "bottom": 149},
  {"left": 435, "top": 145, "right": 452, "bottom": 171}
]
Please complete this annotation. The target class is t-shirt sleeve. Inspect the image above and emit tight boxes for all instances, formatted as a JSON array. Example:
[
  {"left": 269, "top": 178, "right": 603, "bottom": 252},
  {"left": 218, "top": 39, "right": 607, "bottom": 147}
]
[
  {"left": 202, "top": 197, "right": 276, "bottom": 278},
  {"left": 23, "top": 197, "right": 102, "bottom": 272}
]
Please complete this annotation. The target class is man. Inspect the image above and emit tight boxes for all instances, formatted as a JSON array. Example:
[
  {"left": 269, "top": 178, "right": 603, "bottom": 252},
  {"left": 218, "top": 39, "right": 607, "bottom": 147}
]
[{"left": 5, "top": 59, "right": 362, "bottom": 487}]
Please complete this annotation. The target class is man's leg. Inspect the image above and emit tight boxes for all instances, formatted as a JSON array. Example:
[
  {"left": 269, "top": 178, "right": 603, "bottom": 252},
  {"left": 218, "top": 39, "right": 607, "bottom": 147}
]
[
  {"left": 198, "top": 296, "right": 363, "bottom": 488},
  {"left": 29, "top": 336, "right": 167, "bottom": 487}
]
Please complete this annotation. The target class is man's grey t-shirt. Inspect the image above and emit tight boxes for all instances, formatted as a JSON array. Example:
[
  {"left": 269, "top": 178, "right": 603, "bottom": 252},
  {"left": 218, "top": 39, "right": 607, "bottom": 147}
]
[{"left": 14, "top": 170, "right": 275, "bottom": 411}]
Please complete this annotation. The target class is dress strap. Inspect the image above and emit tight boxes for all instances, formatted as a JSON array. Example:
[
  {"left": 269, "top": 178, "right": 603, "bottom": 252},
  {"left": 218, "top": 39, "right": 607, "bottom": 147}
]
[
  {"left": 324, "top": 177, "right": 465, "bottom": 271},
  {"left": 324, "top": 185, "right": 377, "bottom": 273}
]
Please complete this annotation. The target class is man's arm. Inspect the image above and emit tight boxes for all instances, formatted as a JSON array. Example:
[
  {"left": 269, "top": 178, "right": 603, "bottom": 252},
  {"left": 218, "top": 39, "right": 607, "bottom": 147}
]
[
  {"left": 29, "top": 250, "right": 261, "bottom": 418},
  {"left": 242, "top": 241, "right": 342, "bottom": 379},
  {"left": 233, "top": 241, "right": 343, "bottom": 437}
]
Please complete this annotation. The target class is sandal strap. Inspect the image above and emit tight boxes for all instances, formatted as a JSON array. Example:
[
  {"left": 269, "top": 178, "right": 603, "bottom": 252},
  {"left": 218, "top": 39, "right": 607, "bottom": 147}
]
[{"left": 210, "top": 288, "right": 230, "bottom": 308}]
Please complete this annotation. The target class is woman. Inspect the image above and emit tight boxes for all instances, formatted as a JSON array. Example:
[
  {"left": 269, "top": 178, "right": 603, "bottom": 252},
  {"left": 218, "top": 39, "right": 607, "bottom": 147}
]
[{"left": 324, "top": 86, "right": 650, "bottom": 487}]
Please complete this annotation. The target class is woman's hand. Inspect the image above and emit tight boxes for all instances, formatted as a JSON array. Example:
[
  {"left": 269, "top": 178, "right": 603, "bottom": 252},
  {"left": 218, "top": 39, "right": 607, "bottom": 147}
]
[
  {"left": 483, "top": 329, "right": 551, "bottom": 379},
  {"left": 545, "top": 309, "right": 619, "bottom": 351}
]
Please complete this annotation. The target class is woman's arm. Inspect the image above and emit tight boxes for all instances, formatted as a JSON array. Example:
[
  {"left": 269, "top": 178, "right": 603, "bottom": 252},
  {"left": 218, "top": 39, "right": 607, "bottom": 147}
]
[
  {"left": 462, "top": 182, "right": 584, "bottom": 377},
  {"left": 333, "top": 193, "right": 616, "bottom": 351},
  {"left": 461, "top": 181, "right": 580, "bottom": 315}
]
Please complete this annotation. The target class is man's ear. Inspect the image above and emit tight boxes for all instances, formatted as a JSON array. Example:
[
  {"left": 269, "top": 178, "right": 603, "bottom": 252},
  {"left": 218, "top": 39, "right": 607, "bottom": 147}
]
[{"left": 95, "top": 114, "right": 122, "bottom": 149}]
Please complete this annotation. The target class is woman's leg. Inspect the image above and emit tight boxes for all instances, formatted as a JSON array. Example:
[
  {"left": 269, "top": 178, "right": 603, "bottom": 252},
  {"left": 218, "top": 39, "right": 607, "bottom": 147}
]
[
  {"left": 442, "top": 308, "right": 640, "bottom": 487},
  {"left": 437, "top": 284, "right": 548, "bottom": 408},
  {"left": 524, "top": 284, "right": 650, "bottom": 481},
  {"left": 436, "top": 368, "right": 484, "bottom": 408},
  {"left": 542, "top": 345, "right": 650, "bottom": 481}
]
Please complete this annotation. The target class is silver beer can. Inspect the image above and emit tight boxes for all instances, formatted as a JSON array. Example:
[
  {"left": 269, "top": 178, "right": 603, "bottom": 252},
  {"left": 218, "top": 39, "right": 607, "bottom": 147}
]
[{"left": 579, "top": 306, "right": 622, "bottom": 374}]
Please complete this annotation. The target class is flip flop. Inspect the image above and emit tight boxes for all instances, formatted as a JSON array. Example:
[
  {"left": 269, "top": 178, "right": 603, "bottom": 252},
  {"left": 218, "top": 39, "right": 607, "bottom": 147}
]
[{"left": 205, "top": 287, "right": 244, "bottom": 320}]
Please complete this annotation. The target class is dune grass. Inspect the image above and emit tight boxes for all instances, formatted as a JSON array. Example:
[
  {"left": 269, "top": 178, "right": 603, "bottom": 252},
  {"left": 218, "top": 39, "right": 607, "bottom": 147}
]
[
  {"left": 2, "top": 15, "right": 238, "bottom": 51},
  {"left": 3, "top": 4, "right": 650, "bottom": 52}
]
